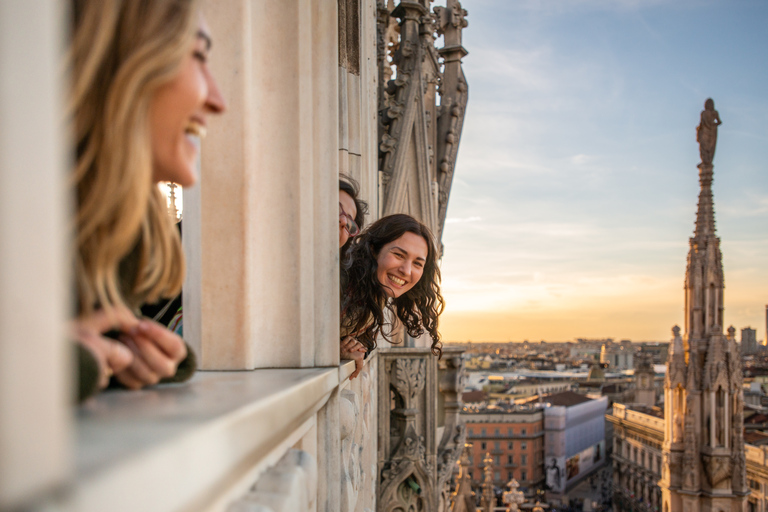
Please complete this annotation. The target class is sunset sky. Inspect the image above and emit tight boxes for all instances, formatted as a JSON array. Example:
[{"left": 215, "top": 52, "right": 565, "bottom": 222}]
[{"left": 439, "top": 0, "right": 768, "bottom": 343}]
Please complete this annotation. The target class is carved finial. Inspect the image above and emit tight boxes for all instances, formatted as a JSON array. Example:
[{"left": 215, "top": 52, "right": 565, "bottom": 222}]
[
  {"left": 672, "top": 325, "right": 681, "bottom": 338},
  {"left": 502, "top": 478, "right": 525, "bottom": 511},
  {"left": 481, "top": 453, "right": 495, "bottom": 512}
]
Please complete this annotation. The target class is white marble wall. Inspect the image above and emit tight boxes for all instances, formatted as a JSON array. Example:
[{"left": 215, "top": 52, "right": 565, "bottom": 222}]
[{"left": 0, "top": 2, "right": 70, "bottom": 508}]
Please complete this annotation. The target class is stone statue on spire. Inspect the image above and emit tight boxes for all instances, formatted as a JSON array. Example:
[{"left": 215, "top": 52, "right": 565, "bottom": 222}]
[{"left": 696, "top": 98, "right": 722, "bottom": 166}]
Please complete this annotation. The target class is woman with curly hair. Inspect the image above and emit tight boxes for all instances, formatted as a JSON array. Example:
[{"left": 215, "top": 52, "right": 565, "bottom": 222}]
[
  {"left": 341, "top": 214, "right": 445, "bottom": 378},
  {"left": 69, "top": 0, "right": 225, "bottom": 400}
]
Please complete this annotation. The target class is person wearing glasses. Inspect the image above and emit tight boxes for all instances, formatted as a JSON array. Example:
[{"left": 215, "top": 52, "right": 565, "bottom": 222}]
[
  {"left": 340, "top": 214, "right": 445, "bottom": 372},
  {"left": 338, "top": 177, "right": 369, "bottom": 378},
  {"left": 339, "top": 176, "right": 367, "bottom": 256}
]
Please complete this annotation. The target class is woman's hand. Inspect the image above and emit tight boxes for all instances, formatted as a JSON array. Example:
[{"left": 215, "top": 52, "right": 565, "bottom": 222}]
[
  {"left": 114, "top": 319, "right": 188, "bottom": 390},
  {"left": 72, "top": 307, "right": 137, "bottom": 389},
  {"left": 340, "top": 335, "right": 366, "bottom": 380}
]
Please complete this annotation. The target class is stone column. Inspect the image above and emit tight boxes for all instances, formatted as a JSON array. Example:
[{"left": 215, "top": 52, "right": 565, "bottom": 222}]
[
  {"left": 187, "top": 0, "right": 340, "bottom": 369},
  {"left": 0, "top": 2, "right": 70, "bottom": 507}
]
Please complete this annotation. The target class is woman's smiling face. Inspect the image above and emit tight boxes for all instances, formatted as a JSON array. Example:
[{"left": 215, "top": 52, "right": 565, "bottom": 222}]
[
  {"left": 375, "top": 231, "right": 428, "bottom": 298},
  {"left": 149, "top": 16, "right": 226, "bottom": 186}
]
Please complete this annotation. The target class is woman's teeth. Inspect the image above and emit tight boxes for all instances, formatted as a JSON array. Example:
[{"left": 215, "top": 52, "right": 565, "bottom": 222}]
[
  {"left": 185, "top": 120, "right": 207, "bottom": 139},
  {"left": 389, "top": 275, "right": 405, "bottom": 286}
]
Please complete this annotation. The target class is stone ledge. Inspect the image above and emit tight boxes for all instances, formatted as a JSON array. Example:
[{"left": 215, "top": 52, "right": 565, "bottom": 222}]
[{"left": 73, "top": 368, "right": 338, "bottom": 512}]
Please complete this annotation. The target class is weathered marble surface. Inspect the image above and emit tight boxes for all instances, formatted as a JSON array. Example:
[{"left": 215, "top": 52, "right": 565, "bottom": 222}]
[{"left": 75, "top": 369, "right": 337, "bottom": 512}]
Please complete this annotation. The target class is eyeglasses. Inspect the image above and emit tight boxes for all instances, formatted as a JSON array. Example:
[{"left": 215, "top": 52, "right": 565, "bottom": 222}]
[{"left": 339, "top": 203, "right": 360, "bottom": 237}]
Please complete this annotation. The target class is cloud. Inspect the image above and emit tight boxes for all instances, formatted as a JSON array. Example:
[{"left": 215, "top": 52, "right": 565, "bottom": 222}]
[{"left": 445, "top": 216, "right": 483, "bottom": 224}]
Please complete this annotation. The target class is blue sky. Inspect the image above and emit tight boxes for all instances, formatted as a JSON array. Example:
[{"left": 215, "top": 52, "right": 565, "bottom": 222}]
[{"left": 439, "top": 0, "right": 768, "bottom": 342}]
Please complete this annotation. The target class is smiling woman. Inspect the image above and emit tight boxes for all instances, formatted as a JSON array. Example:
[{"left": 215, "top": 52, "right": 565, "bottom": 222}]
[
  {"left": 68, "top": 0, "right": 226, "bottom": 400},
  {"left": 341, "top": 214, "right": 445, "bottom": 357}
]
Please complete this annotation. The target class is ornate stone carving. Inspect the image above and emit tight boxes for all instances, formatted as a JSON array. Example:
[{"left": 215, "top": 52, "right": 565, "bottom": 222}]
[
  {"left": 660, "top": 101, "right": 745, "bottom": 510},
  {"left": 701, "top": 453, "right": 732, "bottom": 488},
  {"left": 376, "top": 0, "right": 468, "bottom": 248},
  {"left": 378, "top": 350, "right": 437, "bottom": 512},
  {"left": 393, "top": 358, "right": 426, "bottom": 404},
  {"left": 449, "top": 443, "right": 475, "bottom": 512},
  {"left": 480, "top": 452, "right": 494, "bottom": 512}
]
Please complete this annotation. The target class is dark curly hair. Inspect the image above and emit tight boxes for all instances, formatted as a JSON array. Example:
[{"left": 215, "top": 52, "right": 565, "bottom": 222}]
[
  {"left": 339, "top": 175, "right": 368, "bottom": 257},
  {"left": 341, "top": 214, "right": 444, "bottom": 357}
]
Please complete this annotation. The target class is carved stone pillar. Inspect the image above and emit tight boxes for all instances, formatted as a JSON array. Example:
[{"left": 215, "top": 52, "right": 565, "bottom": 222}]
[
  {"left": 377, "top": 348, "right": 438, "bottom": 511},
  {"left": 436, "top": 346, "right": 467, "bottom": 510},
  {"left": 449, "top": 444, "right": 475, "bottom": 512},
  {"left": 480, "top": 452, "right": 494, "bottom": 512}
]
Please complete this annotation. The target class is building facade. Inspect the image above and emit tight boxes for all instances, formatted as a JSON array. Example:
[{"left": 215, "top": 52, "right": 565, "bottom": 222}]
[
  {"left": 744, "top": 328, "right": 759, "bottom": 355},
  {"left": 607, "top": 403, "right": 664, "bottom": 511},
  {"left": 601, "top": 340, "right": 635, "bottom": 370},
  {"left": 543, "top": 391, "right": 609, "bottom": 495},
  {"left": 462, "top": 404, "right": 546, "bottom": 496},
  {"left": 634, "top": 352, "right": 656, "bottom": 407}
]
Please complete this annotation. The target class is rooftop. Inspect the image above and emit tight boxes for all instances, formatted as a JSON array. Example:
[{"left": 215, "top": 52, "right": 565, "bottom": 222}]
[
  {"left": 462, "top": 401, "right": 545, "bottom": 415},
  {"left": 543, "top": 390, "right": 593, "bottom": 407}
]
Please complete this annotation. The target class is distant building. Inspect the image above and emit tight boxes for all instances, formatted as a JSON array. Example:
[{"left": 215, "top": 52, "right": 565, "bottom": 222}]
[
  {"left": 462, "top": 403, "right": 546, "bottom": 496},
  {"left": 600, "top": 340, "right": 634, "bottom": 370},
  {"left": 744, "top": 327, "right": 759, "bottom": 355},
  {"left": 542, "top": 391, "right": 608, "bottom": 495},
  {"left": 633, "top": 352, "right": 656, "bottom": 407}
]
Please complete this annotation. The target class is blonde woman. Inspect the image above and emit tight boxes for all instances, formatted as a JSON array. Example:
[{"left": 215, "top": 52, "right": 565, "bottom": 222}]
[{"left": 70, "top": 0, "right": 225, "bottom": 400}]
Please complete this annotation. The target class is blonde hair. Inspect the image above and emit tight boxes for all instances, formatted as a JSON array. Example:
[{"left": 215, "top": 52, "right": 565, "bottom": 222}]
[{"left": 69, "top": 0, "right": 200, "bottom": 314}]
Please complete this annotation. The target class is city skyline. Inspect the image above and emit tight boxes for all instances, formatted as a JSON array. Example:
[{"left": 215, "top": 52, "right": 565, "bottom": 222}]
[{"left": 439, "top": 0, "right": 768, "bottom": 343}]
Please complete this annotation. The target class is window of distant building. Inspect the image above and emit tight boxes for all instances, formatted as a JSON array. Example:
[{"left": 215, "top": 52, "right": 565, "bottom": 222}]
[
  {"left": 508, "top": 471, "right": 513, "bottom": 481},
  {"left": 494, "top": 428, "right": 500, "bottom": 436},
  {"left": 494, "top": 441, "right": 500, "bottom": 450},
  {"left": 481, "top": 428, "right": 486, "bottom": 436},
  {"left": 508, "top": 455, "right": 513, "bottom": 464},
  {"left": 481, "top": 442, "right": 486, "bottom": 450},
  {"left": 507, "top": 427, "right": 513, "bottom": 436},
  {"left": 521, "top": 428, "right": 526, "bottom": 435},
  {"left": 469, "top": 455, "right": 473, "bottom": 465},
  {"left": 495, "top": 456, "right": 500, "bottom": 465},
  {"left": 521, "top": 470, "right": 527, "bottom": 481},
  {"left": 494, "top": 471, "right": 500, "bottom": 481},
  {"left": 468, "top": 427, "right": 473, "bottom": 435},
  {"left": 521, "top": 442, "right": 527, "bottom": 450},
  {"left": 521, "top": 454, "right": 527, "bottom": 465},
  {"left": 508, "top": 441, "right": 513, "bottom": 449}
]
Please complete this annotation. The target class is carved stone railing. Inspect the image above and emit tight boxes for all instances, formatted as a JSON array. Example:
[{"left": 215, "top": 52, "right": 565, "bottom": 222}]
[{"left": 377, "top": 347, "right": 466, "bottom": 512}]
